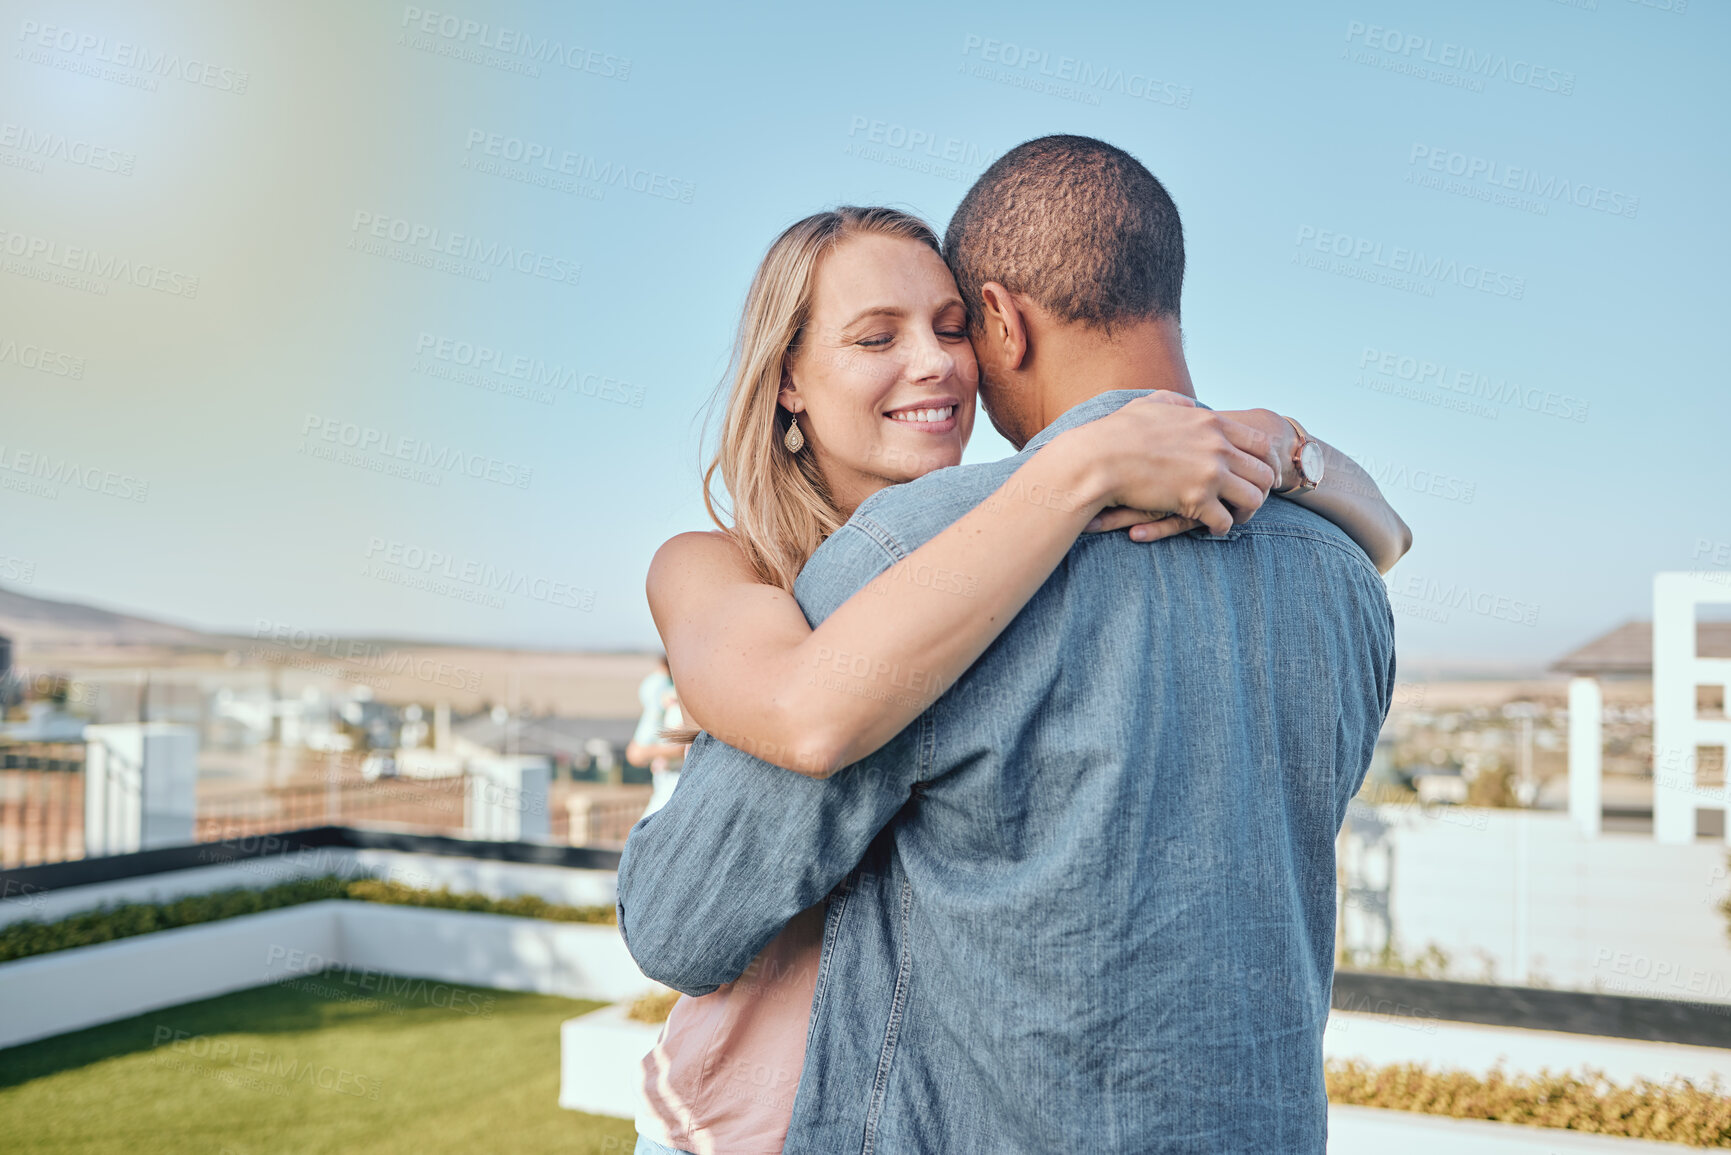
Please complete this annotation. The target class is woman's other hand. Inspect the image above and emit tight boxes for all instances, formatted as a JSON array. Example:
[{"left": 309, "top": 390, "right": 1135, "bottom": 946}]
[{"left": 1083, "top": 506, "right": 1204, "bottom": 541}]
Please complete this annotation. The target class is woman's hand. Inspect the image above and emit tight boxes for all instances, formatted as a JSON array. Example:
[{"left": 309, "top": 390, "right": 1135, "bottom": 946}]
[
  {"left": 1067, "top": 391, "right": 1276, "bottom": 539},
  {"left": 1084, "top": 505, "right": 1202, "bottom": 542},
  {"left": 1124, "top": 401, "right": 1413, "bottom": 572},
  {"left": 1212, "top": 405, "right": 1414, "bottom": 572},
  {"left": 1211, "top": 407, "right": 1298, "bottom": 490}
]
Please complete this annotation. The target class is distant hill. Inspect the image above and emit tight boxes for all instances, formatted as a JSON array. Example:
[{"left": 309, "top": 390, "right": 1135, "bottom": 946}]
[{"left": 0, "top": 583, "right": 217, "bottom": 650}]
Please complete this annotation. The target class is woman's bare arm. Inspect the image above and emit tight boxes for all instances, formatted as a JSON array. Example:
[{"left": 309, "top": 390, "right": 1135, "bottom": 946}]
[
  {"left": 648, "top": 396, "right": 1274, "bottom": 778},
  {"left": 1286, "top": 441, "right": 1412, "bottom": 573},
  {"left": 1229, "top": 410, "right": 1411, "bottom": 572},
  {"left": 1096, "top": 409, "right": 1414, "bottom": 572}
]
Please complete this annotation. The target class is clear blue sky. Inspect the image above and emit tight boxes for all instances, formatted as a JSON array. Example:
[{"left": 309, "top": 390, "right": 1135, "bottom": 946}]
[{"left": 2, "top": 0, "right": 1726, "bottom": 671}]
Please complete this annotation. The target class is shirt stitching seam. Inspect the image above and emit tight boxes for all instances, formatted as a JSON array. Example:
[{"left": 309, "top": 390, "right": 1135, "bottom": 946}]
[
  {"left": 1206, "top": 523, "right": 1385, "bottom": 581},
  {"left": 860, "top": 869, "right": 915, "bottom": 1154},
  {"left": 806, "top": 884, "right": 849, "bottom": 1054},
  {"left": 857, "top": 713, "right": 932, "bottom": 1149},
  {"left": 844, "top": 516, "right": 908, "bottom": 565}
]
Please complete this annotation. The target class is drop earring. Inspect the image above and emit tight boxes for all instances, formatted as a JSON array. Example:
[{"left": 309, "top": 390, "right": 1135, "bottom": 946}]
[{"left": 783, "top": 419, "right": 804, "bottom": 453}]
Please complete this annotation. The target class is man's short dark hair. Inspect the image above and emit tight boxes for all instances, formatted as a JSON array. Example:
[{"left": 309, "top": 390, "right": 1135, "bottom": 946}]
[{"left": 945, "top": 135, "right": 1184, "bottom": 330}]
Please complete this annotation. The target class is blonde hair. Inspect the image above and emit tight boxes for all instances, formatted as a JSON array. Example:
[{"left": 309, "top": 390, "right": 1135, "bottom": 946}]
[{"left": 702, "top": 207, "right": 943, "bottom": 590}]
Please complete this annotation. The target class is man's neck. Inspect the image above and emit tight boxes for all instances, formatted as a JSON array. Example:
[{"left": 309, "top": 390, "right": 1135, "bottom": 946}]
[{"left": 1020, "top": 316, "right": 1194, "bottom": 443}]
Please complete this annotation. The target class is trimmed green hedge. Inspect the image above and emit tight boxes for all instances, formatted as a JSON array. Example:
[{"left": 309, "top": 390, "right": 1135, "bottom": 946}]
[
  {"left": 0, "top": 874, "right": 616, "bottom": 964},
  {"left": 342, "top": 878, "right": 615, "bottom": 925},
  {"left": 625, "top": 987, "right": 680, "bottom": 1024},
  {"left": 1327, "top": 1059, "right": 1731, "bottom": 1147}
]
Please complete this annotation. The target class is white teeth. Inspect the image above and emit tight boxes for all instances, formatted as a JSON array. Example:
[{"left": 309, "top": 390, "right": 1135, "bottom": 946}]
[{"left": 890, "top": 406, "right": 952, "bottom": 423}]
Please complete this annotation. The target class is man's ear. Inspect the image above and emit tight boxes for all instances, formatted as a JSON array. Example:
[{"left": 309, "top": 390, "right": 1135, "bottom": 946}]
[{"left": 978, "top": 282, "right": 1030, "bottom": 372}]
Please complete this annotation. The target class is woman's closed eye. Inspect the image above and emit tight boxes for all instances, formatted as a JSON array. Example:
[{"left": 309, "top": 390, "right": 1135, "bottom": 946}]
[{"left": 860, "top": 329, "right": 966, "bottom": 348}]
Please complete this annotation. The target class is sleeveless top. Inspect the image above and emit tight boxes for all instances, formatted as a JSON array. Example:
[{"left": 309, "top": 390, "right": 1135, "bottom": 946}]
[{"left": 635, "top": 903, "right": 825, "bottom": 1154}]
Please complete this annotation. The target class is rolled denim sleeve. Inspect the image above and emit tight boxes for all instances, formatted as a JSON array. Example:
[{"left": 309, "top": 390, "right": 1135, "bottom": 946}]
[
  {"left": 616, "top": 726, "right": 925, "bottom": 995},
  {"left": 615, "top": 520, "right": 923, "bottom": 995}
]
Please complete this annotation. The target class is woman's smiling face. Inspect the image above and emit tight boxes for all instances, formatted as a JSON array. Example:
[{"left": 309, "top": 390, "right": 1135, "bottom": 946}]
[{"left": 780, "top": 233, "right": 979, "bottom": 515}]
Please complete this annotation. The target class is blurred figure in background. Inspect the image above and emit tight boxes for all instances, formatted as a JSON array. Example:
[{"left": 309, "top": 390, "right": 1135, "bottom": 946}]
[{"left": 626, "top": 654, "right": 686, "bottom": 817}]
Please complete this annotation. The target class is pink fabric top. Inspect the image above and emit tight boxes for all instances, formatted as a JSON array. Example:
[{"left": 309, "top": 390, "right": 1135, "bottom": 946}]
[{"left": 635, "top": 903, "right": 825, "bottom": 1155}]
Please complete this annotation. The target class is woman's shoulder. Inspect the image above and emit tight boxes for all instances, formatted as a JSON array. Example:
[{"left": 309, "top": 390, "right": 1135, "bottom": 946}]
[
  {"left": 647, "top": 530, "right": 758, "bottom": 602},
  {"left": 653, "top": 529, "right": 748, "bottom": 571}
]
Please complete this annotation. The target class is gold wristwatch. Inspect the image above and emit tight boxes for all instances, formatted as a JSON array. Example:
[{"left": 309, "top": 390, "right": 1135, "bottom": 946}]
[{"left": 1274, "top": 415, "right": 1324, "bottom": 494}]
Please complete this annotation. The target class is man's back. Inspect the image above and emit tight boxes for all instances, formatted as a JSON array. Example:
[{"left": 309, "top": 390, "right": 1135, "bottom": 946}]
[{"left": 785, "top": 392, "right": 1396, "bottom": 1153}]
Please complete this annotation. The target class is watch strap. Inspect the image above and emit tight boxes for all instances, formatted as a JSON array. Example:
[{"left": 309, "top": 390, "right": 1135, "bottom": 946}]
[{"left": 1274, "top": 415, "right": 1318, "bottom": 494}]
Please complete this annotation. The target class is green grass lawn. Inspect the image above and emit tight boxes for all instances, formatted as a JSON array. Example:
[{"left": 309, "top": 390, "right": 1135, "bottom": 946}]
[{"left": 0, "top": 975, "right": 639, "bottom": 1154}]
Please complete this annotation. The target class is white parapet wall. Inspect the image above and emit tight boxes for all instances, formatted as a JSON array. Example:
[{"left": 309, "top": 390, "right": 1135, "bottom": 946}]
[
  {"left": 559, "top": 1002, "right": 661, "bottom": 1119},
  {"left": 0, "top": 899, "right": 650, "bottom": 1049},
  {"left": 0, "top": 902, "right": 342, "bottom": 1048},
  {"left": 558, "top": 1001, "right": 1721, "bottom": 1153},
  {"left": 348, "top": 848, "right": 615, "bottom": 908},
  {"left": 1340, "top": 803, "right": 1731, "bottom": 998},
  {"left": 0, "top": 846, "right": 619, "bottom": 931},
  {"left": 338, "top": 905, "right": 645, "bottom": 1003},
  {"left": 1327, "top": 1106, "right": 1695, "bottom": 1154}
]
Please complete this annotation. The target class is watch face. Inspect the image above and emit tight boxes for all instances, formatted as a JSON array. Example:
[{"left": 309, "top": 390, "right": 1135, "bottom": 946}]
[{"left": 1300, "top": 441, "right": 1326, "bottom": 484}]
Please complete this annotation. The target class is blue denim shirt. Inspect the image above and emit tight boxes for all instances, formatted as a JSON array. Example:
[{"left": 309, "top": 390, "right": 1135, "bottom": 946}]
[{"left": 617, "top": 390, "right": 1396, "bottom": 1154}]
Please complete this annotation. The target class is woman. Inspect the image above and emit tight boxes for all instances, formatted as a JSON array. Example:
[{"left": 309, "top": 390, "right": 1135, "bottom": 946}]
[
  {"left": 626, "top": 654, "right": 687, "bottom": 819},
  {"left": 633, "top": 207, "right": 1408, "bottom": 1155}
]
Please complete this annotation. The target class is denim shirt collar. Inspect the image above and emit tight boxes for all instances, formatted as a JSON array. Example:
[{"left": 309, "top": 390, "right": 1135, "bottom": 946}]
[{"left": 1021, "top": 389, "right": 1182, "bottom": 454}]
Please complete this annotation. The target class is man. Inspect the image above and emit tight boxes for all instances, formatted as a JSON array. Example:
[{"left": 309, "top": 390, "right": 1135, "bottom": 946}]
[{"left": 618, "top": 135, "right": 1396, "bottom": 1152}]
